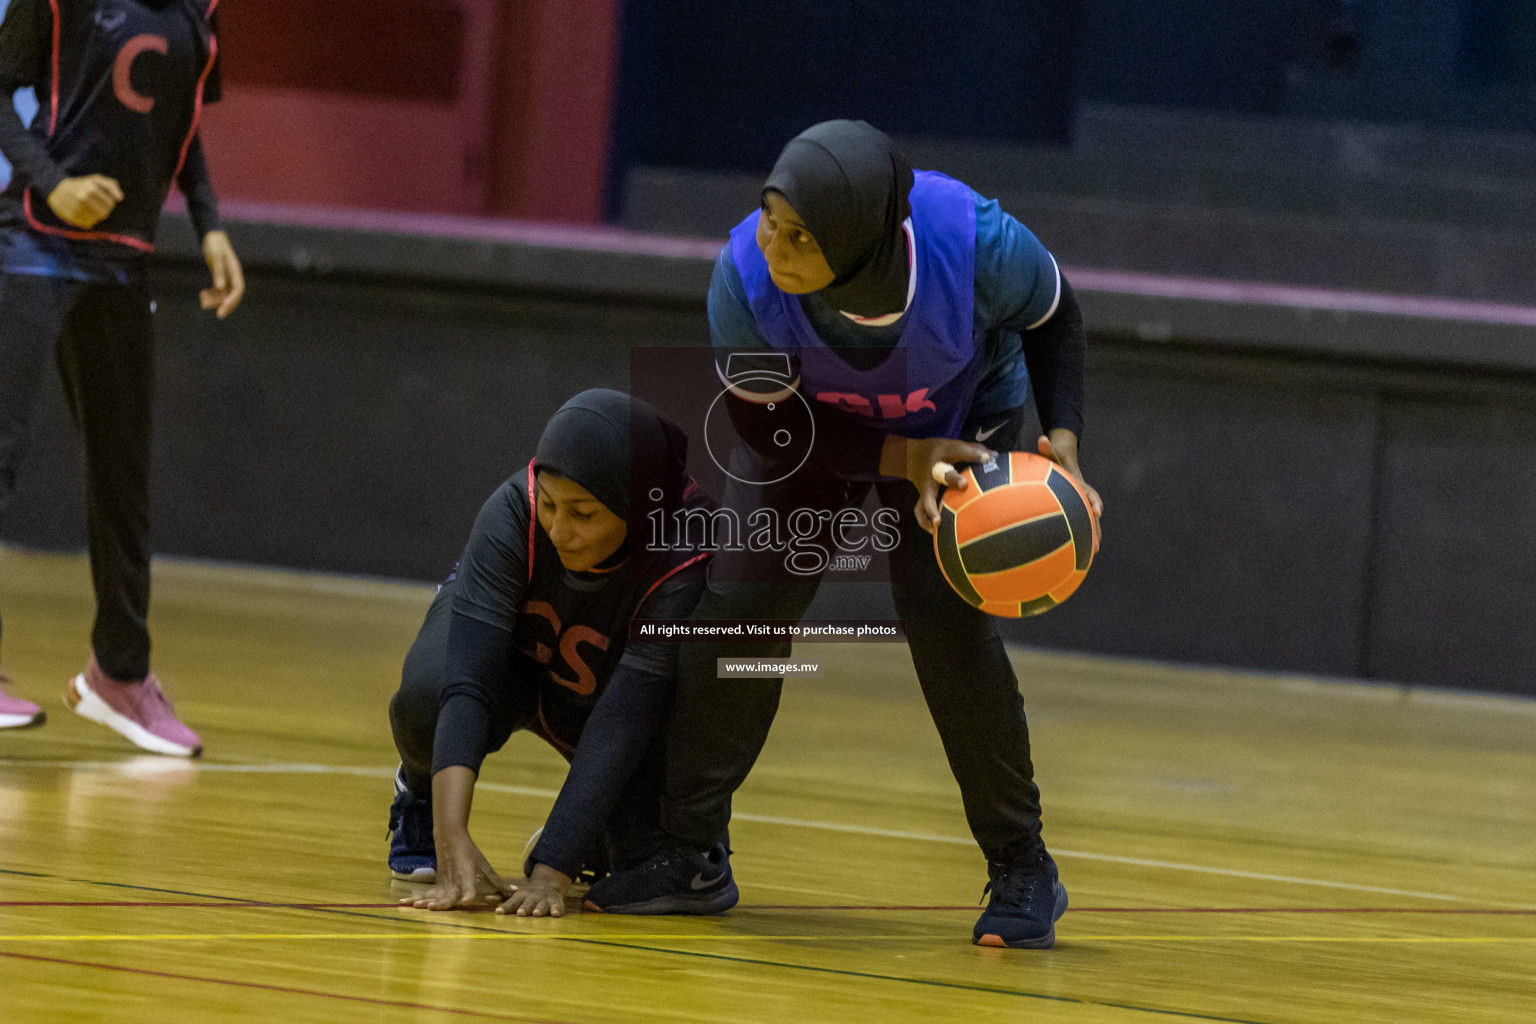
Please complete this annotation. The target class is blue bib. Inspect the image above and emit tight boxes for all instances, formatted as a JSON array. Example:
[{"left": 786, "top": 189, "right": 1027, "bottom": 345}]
[{"left": 729, "top": 171, "right": 981, "bottom": 439}]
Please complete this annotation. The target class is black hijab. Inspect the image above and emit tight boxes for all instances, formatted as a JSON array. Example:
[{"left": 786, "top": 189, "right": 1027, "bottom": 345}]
[
  {"left": 533, "top": 388, "right": 692, "bottom": 535},
  {"left": 763, "top": 120, "right": 914, "bottom": 318}
]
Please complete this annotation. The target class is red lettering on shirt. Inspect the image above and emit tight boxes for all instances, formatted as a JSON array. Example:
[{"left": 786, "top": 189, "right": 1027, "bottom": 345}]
[
  {"left": 519, "top": 601, "right": 611, "bottom": 696},
  {"left": 821, "top": 389, "right": 938, "bottom": 420},
  {"left": 113, "top": 34, "right": 169, "bottom": 114}
]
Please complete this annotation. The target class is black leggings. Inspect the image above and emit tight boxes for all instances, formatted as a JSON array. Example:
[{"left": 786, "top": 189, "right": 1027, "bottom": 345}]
[
  {"left": 388, "top": 582, "right": 666, "bottom": 869},
  {"left": 661, "top": 406, "right": 1045, "bottom": 862},
  {"left": 0, "top": 271, "right": 154, "bottom": 680}
]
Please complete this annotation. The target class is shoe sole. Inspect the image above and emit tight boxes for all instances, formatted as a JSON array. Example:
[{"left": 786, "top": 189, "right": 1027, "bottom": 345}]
[
  {"left": 66, "top": 675, "right": 201, "bottom": 758},
  {"left": 390, "top": 867, "right": 437, "bottom": 883},
  {"left": 0, "top": 709, "right": 45, "bottom": 729},
  {"left": 584, "top": 880, "right": 740, "bottom": 916},
  {"left": 975, "top": 881, "right": 1070, "bottom": 949}
]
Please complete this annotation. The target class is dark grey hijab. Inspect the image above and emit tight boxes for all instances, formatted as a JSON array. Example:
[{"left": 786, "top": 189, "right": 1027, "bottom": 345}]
[
  {"left": 533, "top": 388, "right": 691, "bottom": 524},
  {"left": 763, "top": 119, "right": 914, "bottom": 318}
]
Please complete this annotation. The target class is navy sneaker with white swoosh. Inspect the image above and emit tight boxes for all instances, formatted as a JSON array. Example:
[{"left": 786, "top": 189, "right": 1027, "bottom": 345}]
[
  {"left": 973, "top": 848, "right": 1068, "bottom": 948},
  {"left": 584, "top": 840, "right": 738, "bottom": 915}
]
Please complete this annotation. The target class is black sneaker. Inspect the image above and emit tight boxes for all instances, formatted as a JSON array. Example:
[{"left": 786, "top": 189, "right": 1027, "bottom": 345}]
[
  {"left": 584, "top": 840, "right": 738, "bottom": 915},
  {"left": 387, "top": 765, "right": 436, "bottom": 882},
  {"left": 973, "top": 849, "right": 1068, "bottom": 948}
]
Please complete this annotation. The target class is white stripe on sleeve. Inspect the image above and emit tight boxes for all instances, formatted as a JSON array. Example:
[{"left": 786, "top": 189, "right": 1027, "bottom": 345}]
[{"left": 1025, "top": 252, "right": 1062, "bottom": 330}]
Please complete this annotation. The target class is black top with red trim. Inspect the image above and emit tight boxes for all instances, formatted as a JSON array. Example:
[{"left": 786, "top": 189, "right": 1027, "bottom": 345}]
[
  {"left": 432, "top": 459, "right": 712, "bottom": 875},
  {"left": 435, "top": 459, "right": 711, "bottom": 772},
  {"left": 0, "top": 0, "right": 222, "bottom": 260}
]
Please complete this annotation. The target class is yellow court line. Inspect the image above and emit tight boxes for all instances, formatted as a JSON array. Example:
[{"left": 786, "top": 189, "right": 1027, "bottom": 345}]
[
  {"left": 0, "top": 933, "right": 898, "bottom": 943},
  {"left": 2, "top": 932, "right": 1534, "bottom": 944}
]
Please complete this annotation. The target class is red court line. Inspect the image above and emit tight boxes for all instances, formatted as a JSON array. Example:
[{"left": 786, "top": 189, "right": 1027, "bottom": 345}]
[
  {"left": 1071, "top": 908, "right": 1536, "bottom": 915},
  {"left": 0, "top": 902, "right": 403, "bottom": 909},
  {"left": 0, "top": 950, "right": 579, "bottom": 1023}
]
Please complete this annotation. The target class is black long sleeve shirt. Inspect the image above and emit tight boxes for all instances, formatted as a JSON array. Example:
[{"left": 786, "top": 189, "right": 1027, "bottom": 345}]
[
  {"left": 0, "top": 0, "right": 223, "bottom": 264},
  {"left": 433, "top": 470, "right": 709, "bottom": 878}
]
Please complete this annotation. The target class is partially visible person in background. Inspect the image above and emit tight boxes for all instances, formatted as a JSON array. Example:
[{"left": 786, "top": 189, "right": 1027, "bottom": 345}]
[{"left": 0, "top": 0, "right": 244, "bottom": 752}]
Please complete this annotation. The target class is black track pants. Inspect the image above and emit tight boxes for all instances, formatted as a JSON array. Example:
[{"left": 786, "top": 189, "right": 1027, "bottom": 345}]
[
  {"left": 0, "top": 271, "right": 154, "bottom": 681},
  {"left": 660, "top": 407, "right": 1045, "bottom": 862}
]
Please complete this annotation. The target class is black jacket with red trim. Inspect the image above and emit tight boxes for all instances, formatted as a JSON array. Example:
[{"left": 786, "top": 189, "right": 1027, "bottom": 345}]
[{"left": 0, "top": 0, "right": 222, "bottom": 254}]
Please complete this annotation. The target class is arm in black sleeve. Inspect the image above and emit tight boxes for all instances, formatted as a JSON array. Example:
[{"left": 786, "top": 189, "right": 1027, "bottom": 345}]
[
  {"left": 526, "top": 575, "right": 703, "bottom": 876},
  {"left": 431, "top": 609, "right": 515, "bottom": 776},
  {"left": 0, "top": 0, "right": 66, "bottom": 200},
  {"left": 205, "top": 16, "right": 222, "bottom": 103},
  {"left": 175, "top": 134, "right": 223, "bottom": 238},
  {"left": 431, "top": 478, "right": 532, "bottom": 776},
  {"left": 526, "top": 658, "right": 672, "bottom": 876},
  {"left": 1019, "top": 274, "right": 1086, "bottom": 438}
]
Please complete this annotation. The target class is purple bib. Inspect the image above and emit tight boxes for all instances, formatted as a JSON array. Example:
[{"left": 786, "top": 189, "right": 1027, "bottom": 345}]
[{"left": 729, "top": 171, "right": 980, "bottom": 439}]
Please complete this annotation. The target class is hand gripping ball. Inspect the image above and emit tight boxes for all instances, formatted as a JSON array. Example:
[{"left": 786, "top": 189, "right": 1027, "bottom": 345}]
[{"left": 934, "top": 451, "right": 1100, "bottom": 617}]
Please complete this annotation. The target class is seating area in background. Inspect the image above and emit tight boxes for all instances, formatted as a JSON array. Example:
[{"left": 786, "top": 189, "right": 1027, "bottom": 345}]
[{"left": 624, "top": 103, "right": 1536, "bottom": 305}]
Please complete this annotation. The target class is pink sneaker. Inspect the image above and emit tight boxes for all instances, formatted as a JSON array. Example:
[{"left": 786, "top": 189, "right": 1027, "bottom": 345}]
[
  {"left": 65, "top": 655, "right": 202, "bottom": 757},
  {"left": 0, "top": 673, "right": 46, "bottom": 730}
]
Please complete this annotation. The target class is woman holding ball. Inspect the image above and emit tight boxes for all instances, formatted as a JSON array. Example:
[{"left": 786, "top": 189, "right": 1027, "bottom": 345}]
[{"left": 587, "top": 120, "right": 1100, "bottom": 949}]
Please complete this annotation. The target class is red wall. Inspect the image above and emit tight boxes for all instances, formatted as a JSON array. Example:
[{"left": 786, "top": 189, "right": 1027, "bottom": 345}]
[{"left": 197, "top": 0, "right": 620, "bottom": 223}]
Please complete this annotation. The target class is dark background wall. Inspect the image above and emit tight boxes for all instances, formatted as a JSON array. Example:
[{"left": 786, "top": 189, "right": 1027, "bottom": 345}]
[
  {"left": 4, "top": 214, "right": 1532, "bottom": 696},
  {"left": 1076, "top": 0, "right": 1310, "bottom": 113},
  {"left": 7, "top": 0, "right": 1532, "bottom": 221},
  {"left": 607, "top": 0, "right": 1082, "bottom": 179},
  {"left": 3, "top": 3, "right": 1533, "bottom": 698},
  {"left": 608, "top": 0, "right": 1536, "bottom": 193}
]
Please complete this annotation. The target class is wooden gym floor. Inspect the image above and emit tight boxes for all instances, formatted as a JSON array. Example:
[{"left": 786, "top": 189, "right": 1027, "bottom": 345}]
[{"left": 1, "top": 544, "right": 1532, "bottom": 1023}]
